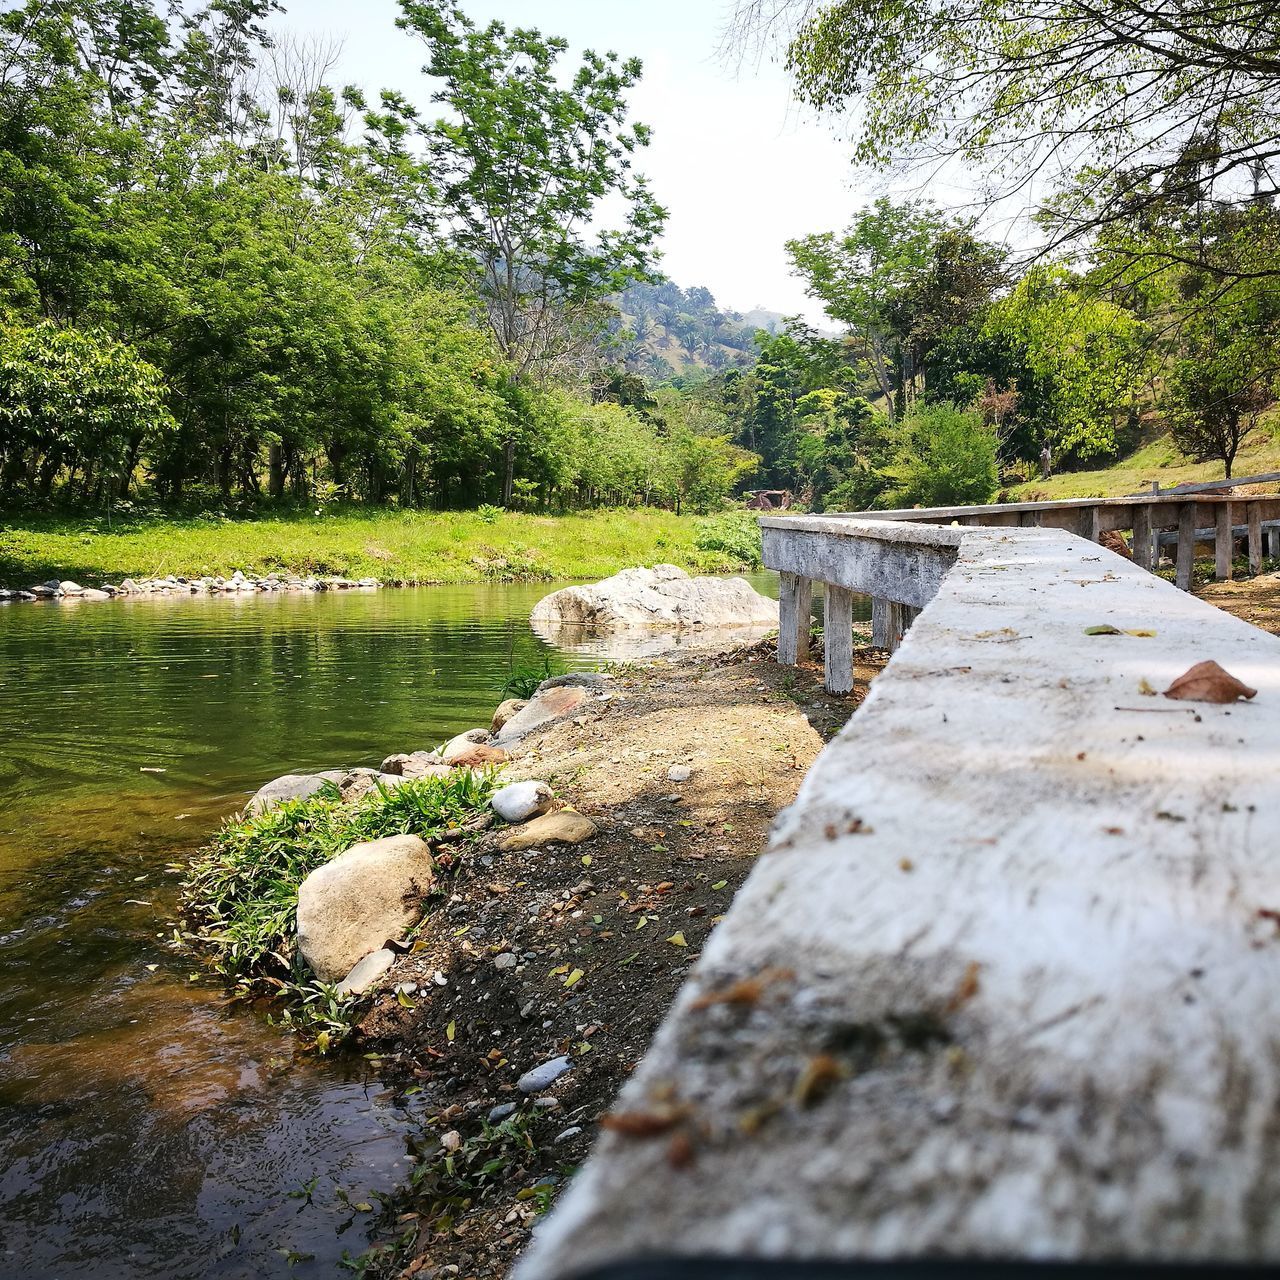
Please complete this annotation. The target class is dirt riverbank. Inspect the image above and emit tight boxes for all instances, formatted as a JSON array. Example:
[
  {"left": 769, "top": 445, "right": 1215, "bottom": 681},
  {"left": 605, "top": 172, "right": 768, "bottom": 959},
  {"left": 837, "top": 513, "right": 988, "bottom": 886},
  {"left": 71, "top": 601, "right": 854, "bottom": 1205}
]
[
  {"left": 352, "top": 637, "right": 884, "bottom": 1278},
  {"left": 1198, "top": 571, "right": 1280, "bottom": 637}
]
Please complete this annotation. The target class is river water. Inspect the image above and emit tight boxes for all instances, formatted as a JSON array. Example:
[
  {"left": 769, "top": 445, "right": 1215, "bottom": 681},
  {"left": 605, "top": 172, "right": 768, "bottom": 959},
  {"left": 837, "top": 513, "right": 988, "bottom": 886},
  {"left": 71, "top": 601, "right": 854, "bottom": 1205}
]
[{"left": 0, "top": 578, "right": 785, "bottom": 1279}]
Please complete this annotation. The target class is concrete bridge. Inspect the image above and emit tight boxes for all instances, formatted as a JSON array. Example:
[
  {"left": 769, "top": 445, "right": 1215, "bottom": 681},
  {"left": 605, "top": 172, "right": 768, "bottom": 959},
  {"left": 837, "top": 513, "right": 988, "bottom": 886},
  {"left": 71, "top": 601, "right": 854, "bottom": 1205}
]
[
  {"left": 517, "top": 506, "right": 1280, "bottom": 1277},
  {"left": 778, "top": 489, "right": 1280, "bottom": 693}
]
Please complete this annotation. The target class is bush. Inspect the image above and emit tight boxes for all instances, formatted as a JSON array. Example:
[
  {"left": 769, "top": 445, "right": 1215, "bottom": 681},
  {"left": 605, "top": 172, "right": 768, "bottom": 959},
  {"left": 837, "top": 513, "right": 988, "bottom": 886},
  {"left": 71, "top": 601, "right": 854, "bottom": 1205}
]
[
  {"left": 180, "top": 772, "right": 495, "bottom": 980},
  {"left": 693, "top": 511, "right": 762, "bottom": 568},
  {"left": 880, "top": 402, "right": 998, "bottom": 508}
]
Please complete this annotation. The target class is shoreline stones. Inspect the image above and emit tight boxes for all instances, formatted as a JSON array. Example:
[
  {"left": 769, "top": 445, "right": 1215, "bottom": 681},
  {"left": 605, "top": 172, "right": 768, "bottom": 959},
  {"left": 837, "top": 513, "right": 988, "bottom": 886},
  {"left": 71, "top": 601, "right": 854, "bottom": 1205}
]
[
  {"left": 246, "top": 767, "right": 405, "bottom": 814},
  {"left": 1, "top": 571, "right": 383, "bottom": 603},
  {"left": 296, "top": 833, "right": 434, "bottom": 981},
  {"left": 500, "top": 809, "right": 598, "bottom": 852},
  {"left": 496, "top": 673, "right": 609, "bottom": 744},
  {"left": 491, "top": 780, "right": 555, "bottom": 824}
]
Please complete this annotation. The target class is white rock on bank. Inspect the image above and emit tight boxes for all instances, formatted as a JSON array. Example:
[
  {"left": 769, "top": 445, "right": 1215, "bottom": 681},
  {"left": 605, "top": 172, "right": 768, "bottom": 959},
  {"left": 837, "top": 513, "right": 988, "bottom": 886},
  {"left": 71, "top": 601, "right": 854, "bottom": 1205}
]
[
  {"left": 441, "top": 728, "right": 494, "bottom": 764},
  {"left": 530, "top": 564, "right": 777, "bottom": 633},
  {"left": 336, "top": 946, "right": 397, "bottom": 996},
  {"left": 296, "top": 833, "right": 434, "bottom": 981},
  {"left": 491, "top": 780, "right": 555, "bottom": 824}
]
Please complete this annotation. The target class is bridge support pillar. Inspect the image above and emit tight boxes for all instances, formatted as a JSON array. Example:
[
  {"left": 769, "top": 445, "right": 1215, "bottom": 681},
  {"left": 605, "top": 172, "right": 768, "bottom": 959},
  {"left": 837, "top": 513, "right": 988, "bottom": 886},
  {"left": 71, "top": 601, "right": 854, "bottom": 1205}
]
[
  {"left": 1216, "top": 502, "right": 1235, "bottom": 581},
  {"left": 872, "top": 597, "right": 906, "bottom": 652},
  {"left": 1176, "top": 502, "right": 1197, "bottom": 590},
  {"left": 1269, "top": 526, "right": 1280, "bottom": 560},
  {"left": 1132, "top": 503, "right": 1153, "bottom": 570},
  {"left": 824, "top": 584, "right": 854, "bottom": 693},
  {"left": 777, "top": 572, "right": 811, "bottom": 666},
  {"left": 1248, "top": 504, "right": 1263, "bottom": 575}
]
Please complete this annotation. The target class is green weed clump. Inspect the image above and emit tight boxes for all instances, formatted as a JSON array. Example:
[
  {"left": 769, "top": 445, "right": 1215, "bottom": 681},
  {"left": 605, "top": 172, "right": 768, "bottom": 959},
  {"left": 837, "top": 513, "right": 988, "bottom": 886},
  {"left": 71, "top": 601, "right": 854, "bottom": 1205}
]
[
  {"left": 693, "top": 511, "right": 763, "bottom": 568},
  {"left": 497, "top": 652, "right": 565, "bottom": 699},
  {"left": 180, "top": 772, "right": 495, "bottom": 982}
]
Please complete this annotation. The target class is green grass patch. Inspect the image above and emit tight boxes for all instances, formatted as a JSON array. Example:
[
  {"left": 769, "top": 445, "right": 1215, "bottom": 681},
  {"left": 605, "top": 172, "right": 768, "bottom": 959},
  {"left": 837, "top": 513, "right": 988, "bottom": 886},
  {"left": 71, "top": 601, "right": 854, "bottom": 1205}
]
[
  {"left": 1005, "top": 428, "right": 1280, "bottom": 502},
  {"left": 0, "top": 506, "right": 762, "bottom": 587},
  {"left": 179, "top": 771, "right": 495, "bottom": 982}
]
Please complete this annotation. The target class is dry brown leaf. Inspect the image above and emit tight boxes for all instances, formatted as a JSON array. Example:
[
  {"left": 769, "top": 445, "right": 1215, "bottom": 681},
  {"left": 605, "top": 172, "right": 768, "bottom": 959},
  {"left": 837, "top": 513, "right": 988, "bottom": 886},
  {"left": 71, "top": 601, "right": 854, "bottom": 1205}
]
[
  {"left": 1163, "top": 660, "right": 1257, "bottom": 705},
  {"left": 600, "top": 1105, "right": 689, "bottom": 1138},
  {"left": 689, "top": 967, "right": 793, "bottom": 1011},
  {"left": 793, "top": 1053, "right": 847, "bottom": 1107},
  {"left": 945, "top": 961, "right": 982, "bottom": 1012},
  {"left": 666, "top": 1131, "right": 695, "bottom": 1169}
]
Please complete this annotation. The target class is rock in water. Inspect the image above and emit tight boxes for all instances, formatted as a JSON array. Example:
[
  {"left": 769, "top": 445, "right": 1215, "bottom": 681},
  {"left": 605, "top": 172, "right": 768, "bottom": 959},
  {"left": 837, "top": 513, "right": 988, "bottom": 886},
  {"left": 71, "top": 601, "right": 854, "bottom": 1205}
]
[
  {"left": 530, "top": 564, "right": 777, "bottom": 633},
  {"left": 491, "top": 780, "right": 554, "bottom": 823},
  {"left": 246, "top": 767, "right": 394, "bottom": 814},
  {"left": 247, "top": 772, "right": 339, "bottom": 813},
  {"left": 500, "top": 809, "right": 598, "bottom": 851},
  {"left": 296, "top": 834, "right": 434, "bottom": 981}
]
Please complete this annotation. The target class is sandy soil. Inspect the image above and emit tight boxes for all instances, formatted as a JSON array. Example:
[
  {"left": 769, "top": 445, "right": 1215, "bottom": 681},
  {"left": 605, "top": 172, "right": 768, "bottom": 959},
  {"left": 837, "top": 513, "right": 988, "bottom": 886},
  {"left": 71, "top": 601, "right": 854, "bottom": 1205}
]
[
  {"left": 1198, "top": 571, "right": 1280, "bottom": 636},
  {"left": 354, "top": 638, "right": 884, "bottom": 1278}
]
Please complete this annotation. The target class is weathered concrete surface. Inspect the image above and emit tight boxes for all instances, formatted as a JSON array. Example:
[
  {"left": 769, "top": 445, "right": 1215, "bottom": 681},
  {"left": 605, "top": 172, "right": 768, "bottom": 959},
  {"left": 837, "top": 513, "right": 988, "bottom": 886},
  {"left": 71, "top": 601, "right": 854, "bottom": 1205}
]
[{"left": 518, "top": 523, "right": 1280, "bottom": 1275}]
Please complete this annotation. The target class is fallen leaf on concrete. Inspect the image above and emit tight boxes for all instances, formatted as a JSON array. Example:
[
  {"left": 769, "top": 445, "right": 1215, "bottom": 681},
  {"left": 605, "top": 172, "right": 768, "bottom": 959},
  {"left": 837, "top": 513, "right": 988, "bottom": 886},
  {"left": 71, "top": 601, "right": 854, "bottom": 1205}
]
[
  {"left": 1138, "top": 678, "right": 1156, "bottom": 697},
  {"left": 945, "top": 961, "right": 982, "bottom": 1012},
  {"left": 1084, "top": 624, "right": 1122, "bottom": 636},
  {"left": 1125, "top": 629, "right": 1157, "bottom": 638},
  {"left": 1163, "top": 660, "right": 1257, "bottom": 704},
  {"left": 793, "top": 1053, "right": 847, "bottom": 1107},
  {"left": 690, "top": 968, "right": 793, "bottom": 1011},
  {"left": 600, "top": 1106, "right": 689, "bottom": 1137}
]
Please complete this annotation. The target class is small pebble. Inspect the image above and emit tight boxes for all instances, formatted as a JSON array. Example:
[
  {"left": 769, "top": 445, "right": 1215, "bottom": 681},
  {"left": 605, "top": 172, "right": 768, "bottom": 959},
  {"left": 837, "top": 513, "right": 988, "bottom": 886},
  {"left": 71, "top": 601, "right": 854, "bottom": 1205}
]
[
  {"left": 440, "top": 1130, "right": 462, "bottom": 1152},
  {"left": 533, "top": 1096, "right": 560, "bottom": 1111},
  {"left": 488, "top": 1102, "right": 518, "bottom": 1123},
  {"left": 667, "top": 765, "right": 693, "bottom": 783},
  {"left": 554, "top": 1126, "right": 582, "bottom": 1143},
  {"left": 494, "top": 952, "right": 518, "bottom": 970},
  {"left": 518, "top": 1056, "right": 572, "bottom": 1094}
]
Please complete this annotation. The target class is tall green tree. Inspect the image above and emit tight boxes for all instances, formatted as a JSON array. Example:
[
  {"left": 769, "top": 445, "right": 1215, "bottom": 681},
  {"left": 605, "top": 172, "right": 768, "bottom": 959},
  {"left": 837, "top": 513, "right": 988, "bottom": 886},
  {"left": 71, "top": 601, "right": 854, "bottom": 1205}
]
[{"left": 398, "top": 0, "right": 667, "bottom": 503}]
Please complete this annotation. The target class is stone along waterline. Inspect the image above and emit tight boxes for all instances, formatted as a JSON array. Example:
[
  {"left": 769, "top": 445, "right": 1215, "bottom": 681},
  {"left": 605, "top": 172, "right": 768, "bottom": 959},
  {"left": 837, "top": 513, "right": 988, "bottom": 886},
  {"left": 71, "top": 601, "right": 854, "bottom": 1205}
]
[{"left": 0, "top": 575, "right": 791, "bottom": 1279}]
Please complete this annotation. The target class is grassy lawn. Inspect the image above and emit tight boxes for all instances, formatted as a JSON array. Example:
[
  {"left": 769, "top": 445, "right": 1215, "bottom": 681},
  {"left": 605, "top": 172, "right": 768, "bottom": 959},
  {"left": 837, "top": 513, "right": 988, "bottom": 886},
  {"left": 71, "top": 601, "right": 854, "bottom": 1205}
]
[
  {"left": 0, "top": 507, "right": 753, "bottom": 587},
  {"left": 1005, "top": 428, "right": 1280, "bottom": 502}
]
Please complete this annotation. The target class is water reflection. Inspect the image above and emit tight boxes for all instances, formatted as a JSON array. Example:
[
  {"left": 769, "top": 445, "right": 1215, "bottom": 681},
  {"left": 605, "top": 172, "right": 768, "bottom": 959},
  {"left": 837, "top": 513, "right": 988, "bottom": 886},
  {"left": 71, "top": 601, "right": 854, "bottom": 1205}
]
[{"left": 0, "top": 576, "right": 786, "bottom": 1278}]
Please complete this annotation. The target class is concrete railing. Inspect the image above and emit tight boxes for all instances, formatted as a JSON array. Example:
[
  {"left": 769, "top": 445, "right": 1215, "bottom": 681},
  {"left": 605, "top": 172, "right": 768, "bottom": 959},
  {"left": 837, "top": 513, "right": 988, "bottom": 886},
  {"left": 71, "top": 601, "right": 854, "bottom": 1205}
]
[
  {"left": 517, "top": 521, "right": 1280, "bottom": 1277},
  {"left": 834, "top": 493, "right": 1280, "bottom": 593}
]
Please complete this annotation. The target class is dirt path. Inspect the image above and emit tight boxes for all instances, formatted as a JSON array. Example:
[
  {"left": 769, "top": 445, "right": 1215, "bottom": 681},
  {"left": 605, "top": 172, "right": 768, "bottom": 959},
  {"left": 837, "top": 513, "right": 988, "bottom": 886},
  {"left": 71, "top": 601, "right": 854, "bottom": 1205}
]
[
  {"left": 1198, "top": 571, "right": 1280, "bottom": 636},
  {"left": 356, "top": 639, "right": 884, "bottom": 1278}
]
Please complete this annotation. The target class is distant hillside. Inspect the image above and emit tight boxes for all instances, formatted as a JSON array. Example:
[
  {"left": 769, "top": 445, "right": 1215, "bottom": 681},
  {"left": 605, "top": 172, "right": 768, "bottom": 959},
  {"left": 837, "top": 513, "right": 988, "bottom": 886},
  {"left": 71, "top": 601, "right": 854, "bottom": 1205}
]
[{"left": 609, "top": 279, "right": 789, "bottom": 381}]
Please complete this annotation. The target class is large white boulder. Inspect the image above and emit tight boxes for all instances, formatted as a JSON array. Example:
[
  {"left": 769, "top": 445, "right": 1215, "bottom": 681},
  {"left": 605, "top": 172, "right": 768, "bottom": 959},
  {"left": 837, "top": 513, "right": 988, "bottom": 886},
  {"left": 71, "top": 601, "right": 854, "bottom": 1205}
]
[
  {"left": 296, "top": 834, "right": 434, "bottom": 981},
  {"left": 530, "top": 565, "right": 777, "bottom": 634}
]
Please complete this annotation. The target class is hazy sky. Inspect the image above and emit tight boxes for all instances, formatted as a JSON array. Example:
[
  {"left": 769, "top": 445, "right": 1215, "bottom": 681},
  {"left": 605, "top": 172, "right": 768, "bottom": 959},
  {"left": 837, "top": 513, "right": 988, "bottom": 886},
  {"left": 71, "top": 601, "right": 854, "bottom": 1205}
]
[{"left": 269, "top": 1, "right": 870, "bottom": 325}]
